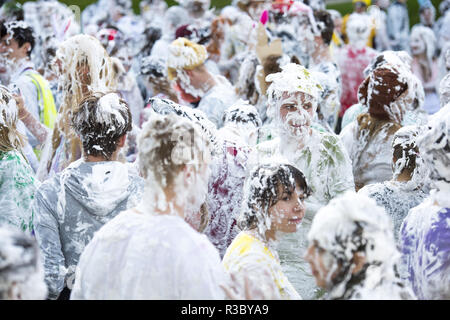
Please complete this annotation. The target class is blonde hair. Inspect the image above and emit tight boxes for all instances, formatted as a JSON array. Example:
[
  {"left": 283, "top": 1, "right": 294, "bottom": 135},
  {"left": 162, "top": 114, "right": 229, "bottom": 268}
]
[
  {"left": 0, "top": 86, "right": 24, "bottom": 153},
  {"left": 48, "top": 35, "right": 120, "bottom": 170},
  {"left": 138, "top": 113, "right": 210, "bottom": 188}
]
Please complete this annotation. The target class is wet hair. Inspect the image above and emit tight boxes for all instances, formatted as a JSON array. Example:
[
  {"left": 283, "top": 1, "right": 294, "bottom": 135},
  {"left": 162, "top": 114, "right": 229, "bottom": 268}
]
[
  {"left": 138, "top": 113, "right": 210, "bottom": 187},
  {"left": 222, "top": 101, "right": 262, "bottom": 128},
  {"left": 0, "top": 85, "right": 23, "bottom": 152},
  {"left": 325, "top": 221, "right": 371, "bottom": 300},
  {"left": 392, "top": 140, "right": 418, "bottom": 178},
  {"left": 314, "top": 10, "right": 334, "bottom": 46},
  {"left": 0, "top": 21, "right": 35, "bottom": 56},
  {"left": 71, "top": 92, "right": 132, "bottom": 160},
  {"left": 263, "top": 55, "right": 282, "bottom": 77},
  {"left": 238, "top": 164, "right": 311, "bottom": 231},
  {"left": 358, "top": 67, "right": 408, "bottom": 122}
]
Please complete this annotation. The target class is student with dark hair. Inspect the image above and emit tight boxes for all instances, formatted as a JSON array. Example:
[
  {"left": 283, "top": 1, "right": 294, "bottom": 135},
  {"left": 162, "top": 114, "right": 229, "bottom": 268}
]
[
  {"left": 309, "top": 10, "right": 342, "bottom": 132},
  {"left": 0, "top": 20, "right": 56, "bottom": 172},
  {"left": 32, "top": 92, "right": 144, "bottom": 300},
  {"left": 305, "top": 191, "right": 415, "bottom": 300},
  {"left": 400, "top": 106, "right": 450, "bottom": 299},
  {"left": 358, "top": 126, "right": 429, "bottom": 241},
  {"left": 71, "top": 113, "right": 228, "bottom": 300},
  {"left": 222, "top": 163, "right": 311, "bottom": 299}
]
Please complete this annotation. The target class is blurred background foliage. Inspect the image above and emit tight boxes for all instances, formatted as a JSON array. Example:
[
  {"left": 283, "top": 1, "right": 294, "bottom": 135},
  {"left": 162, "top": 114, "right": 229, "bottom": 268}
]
[{"left": 16, "top": 0, "right": 442, "bottom": 27}]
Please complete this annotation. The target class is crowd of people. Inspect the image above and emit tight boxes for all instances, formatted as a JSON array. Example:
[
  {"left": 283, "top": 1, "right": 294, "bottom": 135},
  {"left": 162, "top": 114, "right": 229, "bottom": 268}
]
[{"left": 0, "top": 0, "right": 449, "bottom": 300}]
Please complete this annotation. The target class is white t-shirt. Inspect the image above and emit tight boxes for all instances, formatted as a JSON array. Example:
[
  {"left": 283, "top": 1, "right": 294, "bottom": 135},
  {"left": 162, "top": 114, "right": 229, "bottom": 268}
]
[{"left": 71, "top": 209, "right": 228, "bottom": 299}]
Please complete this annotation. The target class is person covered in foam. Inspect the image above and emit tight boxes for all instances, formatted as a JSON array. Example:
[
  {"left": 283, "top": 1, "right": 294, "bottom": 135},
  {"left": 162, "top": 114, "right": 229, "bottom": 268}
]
[
  {"left": 335, "top": 12, "right": 377, "bottom": 122},
  {"left": 71, "top": 113, "right": 229, "bottom": 300},
  {"left": 205, "top": 100, "right": 262, "bottom": 258},
  {"left": 42, "top": 34, "right": 120, "bottom": 179},
  {"left": 32, "top": 92, "right": 144, "bottom": 300},
  {"left": 223, "top": 162, "right": 311, "bottom": 300},
  {"left": 340, "top": 64, "right": 411, "bottom": 191},
  {"left": 251, "top": 63, "right": 354, "bottom": 299},
  {"left": 410, "top": 25, "right": 440, "bottom": 115},
  {"left": 341, "top": 50, "right": 428, "bottom": 130},
  {"left": 358, "top": 125, "right": 429, "bottom": 242},
  {"left": 0, "top": 226, "right": 47, "bottom": 300},
  {"left": 400, "top": 104, "right": 450, "bottom": 299},
  {"left": 167, "top": 37, "right": 237, "bottom": 128},
  {"left": 305, "top": 191, "right": 415, "bottom": 300},
  {"left": 0, "top": 85, "right": 39, "bottom": 234}
]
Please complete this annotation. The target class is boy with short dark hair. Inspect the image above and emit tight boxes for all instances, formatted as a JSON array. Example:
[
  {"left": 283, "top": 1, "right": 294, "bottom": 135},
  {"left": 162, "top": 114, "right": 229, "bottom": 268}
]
[{"left": 32, "top": 92, "right": 144, "bottom": 300}]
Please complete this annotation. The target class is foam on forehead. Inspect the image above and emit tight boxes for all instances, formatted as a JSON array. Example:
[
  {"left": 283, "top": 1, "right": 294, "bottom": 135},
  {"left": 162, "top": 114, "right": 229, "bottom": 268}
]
[
  {"left": 266, "top": 63, "right": 322, "bottom": 104},
  {"left": 410, "top": 25, "right": 436, "bottom": 60}
]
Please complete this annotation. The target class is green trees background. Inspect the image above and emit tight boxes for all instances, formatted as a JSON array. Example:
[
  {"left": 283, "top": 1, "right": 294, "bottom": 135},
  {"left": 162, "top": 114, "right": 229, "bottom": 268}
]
[{"left": 16, "top": 0, "right": 443, "bottom": 28}]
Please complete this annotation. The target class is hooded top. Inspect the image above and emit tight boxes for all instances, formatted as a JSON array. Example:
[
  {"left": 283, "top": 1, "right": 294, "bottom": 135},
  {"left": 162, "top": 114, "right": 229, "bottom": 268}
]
[
  {"left": 400, "top": 104, "right": 450, "bottom": 299},
  {"left": 358, "top": 67, "right": 408, "bottom": 123},
  {"left": 71, "top": 210, "right": 227, "bottom": 300},
  {"left": 32, "top": 159, "right": 144, "bottom": 299},
  {"left": 340, "top": 66, "right": 411, "bottom": 190}
]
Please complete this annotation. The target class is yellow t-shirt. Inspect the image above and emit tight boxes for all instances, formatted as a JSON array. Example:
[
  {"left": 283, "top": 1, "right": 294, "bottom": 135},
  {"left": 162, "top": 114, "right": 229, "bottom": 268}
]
[
  {"left": 222, "top": 232, "right": 301, "bottom": 300},
  {"left": 342, "top": 13, "right": 376, "bottom": 48}
]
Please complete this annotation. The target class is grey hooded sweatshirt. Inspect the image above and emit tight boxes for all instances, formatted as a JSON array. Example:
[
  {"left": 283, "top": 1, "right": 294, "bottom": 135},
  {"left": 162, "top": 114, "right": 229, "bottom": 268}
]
[{"left": 32, "top": 159, "right": 145, "bottom": 299}]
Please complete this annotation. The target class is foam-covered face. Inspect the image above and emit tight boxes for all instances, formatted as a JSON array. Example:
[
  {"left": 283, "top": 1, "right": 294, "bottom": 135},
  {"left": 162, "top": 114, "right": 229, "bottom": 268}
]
[
  {"left": 305, "top": 242, "right": 338, "bottom": 289},
  {"left": 410, "top": 33, "right": 426, "bottom": 56},
  {"left": 0, "top": 36, "right": 26, "bottom": 75},
  {"left": 267, "top": 184, "right": 306, "bottom": 234},
  {"left": 346, "top": 17, "right": 370, "bottom": 48},
  {"left": 277, "top": 91, "right": 315, "bottom": 140}
]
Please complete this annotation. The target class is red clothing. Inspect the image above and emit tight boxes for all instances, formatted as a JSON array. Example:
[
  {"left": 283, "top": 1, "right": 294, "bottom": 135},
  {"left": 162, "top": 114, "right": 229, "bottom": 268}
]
[{"left": 337, "top": 45, "right": 377, "bottom": 117}]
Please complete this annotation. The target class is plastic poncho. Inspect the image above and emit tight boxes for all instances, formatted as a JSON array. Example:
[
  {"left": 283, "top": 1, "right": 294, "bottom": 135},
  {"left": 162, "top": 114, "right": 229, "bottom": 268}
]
[
  {"left": 205, "top": 138, "right": 250, "bottom": 258},
  {"left": 0, "top": 150, "right": 39, "bottom": 234},
  {"left": 359, "top": 181, "right": 428, "bottom": 241},
  {"left": 222, "top": 231, "right": 300, "bottom": 300},
  {"left": 400, "top": 105, "right": 450, "bottom": 299},
  {"left": 400, "top": 195, "right": 450, "bottom": 299},
  {"left": 310, "top": 62, "right": 342, "bottom": 131},
  {"left": 32, "top": 159, "right": 145, "bottom": 299},
  {"left": 340, "top": 118, "right": 400, "bottom": 190},
  {"left": 71, "top": 210, "right": 228, "bottom": 300}
]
